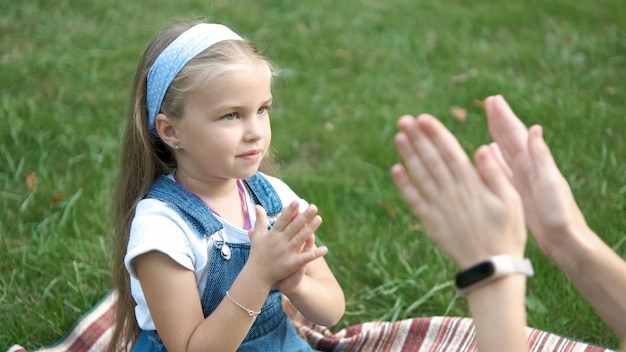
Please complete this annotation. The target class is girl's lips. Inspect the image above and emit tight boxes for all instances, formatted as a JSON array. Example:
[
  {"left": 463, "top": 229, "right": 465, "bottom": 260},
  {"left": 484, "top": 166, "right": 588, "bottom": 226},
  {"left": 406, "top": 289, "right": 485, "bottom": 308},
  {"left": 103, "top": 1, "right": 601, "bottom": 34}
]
[{"left": 238, "top": 150, "right": 262, "bottom": 161}]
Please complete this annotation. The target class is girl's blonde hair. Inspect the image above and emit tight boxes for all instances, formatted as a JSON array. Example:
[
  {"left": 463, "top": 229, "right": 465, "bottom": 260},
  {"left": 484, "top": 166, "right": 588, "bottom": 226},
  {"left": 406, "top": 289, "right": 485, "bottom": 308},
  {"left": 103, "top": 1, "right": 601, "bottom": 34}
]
[{"left": 109, "top": 20, "right": 277, "bottom": 350}]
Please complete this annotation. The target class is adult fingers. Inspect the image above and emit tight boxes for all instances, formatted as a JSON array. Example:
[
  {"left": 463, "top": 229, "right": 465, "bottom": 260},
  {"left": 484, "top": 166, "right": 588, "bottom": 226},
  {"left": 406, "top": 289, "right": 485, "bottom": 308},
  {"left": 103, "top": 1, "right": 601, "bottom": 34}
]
[
  {"left": 528, "top": 125, "right": 562, "bottom": 181},
  {"left": 393, "top": 128, "right": 437, "bottom": 204},
  {"left": 488, "top": 143, "right": 513, "bottom": 182},
  {"left": 475, "top": 145, "right": 521, "bottom": 204},
  {"left": 390, "top": 163, "right": 429, "bottom": 218},
  {"left": 396, "top": 114, "right": 454, "bottom": 201},
  {"left": 526, "top": 125, "right": 583, "bottom": 235},
  {"left": 486, "top": 96, "right": 537, "bottom": 214},
  {"left": 397, "top": 114, "right": 456, "bottom": 192},
  {"left": 485, "top": 95, "right": 529, "bottom": 165},
  {"left": 416, "top": 114, "right": 478, "bottom": 184}
]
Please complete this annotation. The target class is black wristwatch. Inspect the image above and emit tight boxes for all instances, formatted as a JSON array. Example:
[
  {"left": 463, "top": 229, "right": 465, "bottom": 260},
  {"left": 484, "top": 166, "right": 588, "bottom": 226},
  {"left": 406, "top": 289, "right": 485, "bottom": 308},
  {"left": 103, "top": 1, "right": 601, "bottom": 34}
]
[{"left": 454, "top": 255, "right": 534, "bottom": 295}]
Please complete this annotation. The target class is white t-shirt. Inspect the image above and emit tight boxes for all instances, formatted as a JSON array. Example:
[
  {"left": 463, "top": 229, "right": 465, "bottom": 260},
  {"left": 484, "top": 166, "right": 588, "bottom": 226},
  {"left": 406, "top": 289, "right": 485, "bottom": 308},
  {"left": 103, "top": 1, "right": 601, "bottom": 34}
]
[{"left": 124, "top": 173, "right": 307, "bottom": 330}]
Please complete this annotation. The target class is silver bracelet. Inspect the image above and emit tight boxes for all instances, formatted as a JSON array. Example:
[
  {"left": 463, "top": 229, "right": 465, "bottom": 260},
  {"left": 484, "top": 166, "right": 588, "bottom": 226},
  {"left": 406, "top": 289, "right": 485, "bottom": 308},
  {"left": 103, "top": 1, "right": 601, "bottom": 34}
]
[{"left": 225, "top": 290, "right": 261, "bottom": 318}]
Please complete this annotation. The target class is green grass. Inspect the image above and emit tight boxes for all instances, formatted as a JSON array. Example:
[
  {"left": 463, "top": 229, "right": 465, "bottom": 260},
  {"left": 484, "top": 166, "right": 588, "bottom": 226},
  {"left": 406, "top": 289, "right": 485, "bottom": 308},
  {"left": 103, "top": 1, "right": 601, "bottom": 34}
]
[{"left": 1, "top": 0, "right": 625, "bottom": 350}]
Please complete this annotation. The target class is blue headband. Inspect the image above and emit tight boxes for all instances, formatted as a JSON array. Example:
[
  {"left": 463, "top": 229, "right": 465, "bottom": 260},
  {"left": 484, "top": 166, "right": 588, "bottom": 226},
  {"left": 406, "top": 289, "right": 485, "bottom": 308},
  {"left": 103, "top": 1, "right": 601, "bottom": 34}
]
[{"left": 146, "top": 23, "right": 243, "bottom": 136}]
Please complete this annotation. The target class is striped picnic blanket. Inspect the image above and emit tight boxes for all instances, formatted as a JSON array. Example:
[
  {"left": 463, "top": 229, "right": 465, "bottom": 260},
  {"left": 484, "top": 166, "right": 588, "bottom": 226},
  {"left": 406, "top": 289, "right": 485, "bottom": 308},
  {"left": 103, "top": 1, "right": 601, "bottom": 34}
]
[{"left": 8, "top": 291, "right": 614, "bottom": 352}]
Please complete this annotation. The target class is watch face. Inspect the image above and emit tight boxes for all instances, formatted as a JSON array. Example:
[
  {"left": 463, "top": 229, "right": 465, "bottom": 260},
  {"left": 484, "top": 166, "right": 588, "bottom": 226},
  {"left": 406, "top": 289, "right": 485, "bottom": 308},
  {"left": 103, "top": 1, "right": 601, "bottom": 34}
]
[{"left": 455, "top": 261, "right": 496, "bottom": 288}]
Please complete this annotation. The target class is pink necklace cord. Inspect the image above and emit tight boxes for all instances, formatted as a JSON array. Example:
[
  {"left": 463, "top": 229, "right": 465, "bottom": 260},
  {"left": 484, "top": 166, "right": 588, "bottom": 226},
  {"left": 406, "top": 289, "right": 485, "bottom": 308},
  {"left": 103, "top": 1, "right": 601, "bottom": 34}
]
[
  {"left": 173, "top": 174, "right": 251, "bottom": 230},
  {"left": 237, "top": 180, "right": 251, "bottom": 230}
]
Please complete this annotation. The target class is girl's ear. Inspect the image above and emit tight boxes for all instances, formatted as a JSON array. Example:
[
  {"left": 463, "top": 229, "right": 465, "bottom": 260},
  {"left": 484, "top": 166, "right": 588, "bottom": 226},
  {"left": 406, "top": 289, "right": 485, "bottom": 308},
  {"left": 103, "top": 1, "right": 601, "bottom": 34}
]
[{"left": 155, "top": 113, "right": 181, "bottom": 149}]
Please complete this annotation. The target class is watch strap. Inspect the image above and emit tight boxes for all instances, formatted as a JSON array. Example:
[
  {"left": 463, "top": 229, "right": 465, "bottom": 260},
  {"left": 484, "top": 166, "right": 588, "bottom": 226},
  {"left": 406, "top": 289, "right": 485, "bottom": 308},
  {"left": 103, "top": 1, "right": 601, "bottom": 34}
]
[{"left": 454, "top": 255, "right": 534, "bottom": 296}]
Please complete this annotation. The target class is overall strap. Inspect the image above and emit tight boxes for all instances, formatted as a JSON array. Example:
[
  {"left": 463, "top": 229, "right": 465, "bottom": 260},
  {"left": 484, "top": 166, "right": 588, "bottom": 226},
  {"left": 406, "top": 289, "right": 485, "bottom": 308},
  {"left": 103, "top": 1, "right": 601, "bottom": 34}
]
[
  {"left": 146, "top": 176, "right": 221, "bottom": 237},
  {"left": 145, "top": 172, "right": 283, "bottom": 237},
  {"left": 243, "top": 172, "right": 283, "bottom": 216}
]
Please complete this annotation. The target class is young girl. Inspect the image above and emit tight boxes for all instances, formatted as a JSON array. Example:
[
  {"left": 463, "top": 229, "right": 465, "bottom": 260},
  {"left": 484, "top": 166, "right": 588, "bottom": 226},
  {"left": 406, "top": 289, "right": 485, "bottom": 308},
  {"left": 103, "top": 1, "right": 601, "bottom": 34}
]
[{"left": 109, "top": 21, "right": 345, "bottom": 351}]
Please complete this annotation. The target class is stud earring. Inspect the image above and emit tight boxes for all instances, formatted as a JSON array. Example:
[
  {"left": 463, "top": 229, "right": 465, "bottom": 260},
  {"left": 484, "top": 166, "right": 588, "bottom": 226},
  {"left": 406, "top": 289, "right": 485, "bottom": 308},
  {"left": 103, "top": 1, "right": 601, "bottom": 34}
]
[{"left": 174, "top": 144, "right": 180, "bottom": 150}]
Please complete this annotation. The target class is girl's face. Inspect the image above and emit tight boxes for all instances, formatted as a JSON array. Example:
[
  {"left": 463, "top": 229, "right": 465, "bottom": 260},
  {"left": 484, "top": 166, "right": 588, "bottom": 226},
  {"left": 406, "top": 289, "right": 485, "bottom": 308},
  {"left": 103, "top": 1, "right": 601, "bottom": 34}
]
[{"left": 173, "top": 62, "right": 273, "bottom": 183}]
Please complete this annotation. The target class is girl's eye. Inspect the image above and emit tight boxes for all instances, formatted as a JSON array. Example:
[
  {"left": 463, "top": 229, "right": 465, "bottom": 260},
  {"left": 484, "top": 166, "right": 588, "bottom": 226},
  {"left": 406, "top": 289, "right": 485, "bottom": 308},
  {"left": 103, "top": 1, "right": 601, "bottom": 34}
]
[
  {"left": 257, "top": 106, "right": 269, "bottom": 115},
  {"left": 222, "top": 112, "right": 238, "bottom": 121}
]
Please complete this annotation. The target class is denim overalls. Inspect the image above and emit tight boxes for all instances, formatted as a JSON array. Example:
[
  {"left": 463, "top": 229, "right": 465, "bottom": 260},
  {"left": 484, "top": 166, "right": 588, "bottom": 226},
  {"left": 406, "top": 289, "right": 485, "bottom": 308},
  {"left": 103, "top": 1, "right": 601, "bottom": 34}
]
[{"left": 132, "top": 173, "right": 315, "bottom": 351}]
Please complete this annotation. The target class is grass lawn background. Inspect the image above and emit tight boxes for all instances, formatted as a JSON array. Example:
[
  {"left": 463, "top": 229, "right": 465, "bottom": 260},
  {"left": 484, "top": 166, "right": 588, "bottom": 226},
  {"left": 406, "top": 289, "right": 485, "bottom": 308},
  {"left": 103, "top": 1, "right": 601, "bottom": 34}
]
[{"left": 1, "top": 0, "right": 625, "bottom": 350}]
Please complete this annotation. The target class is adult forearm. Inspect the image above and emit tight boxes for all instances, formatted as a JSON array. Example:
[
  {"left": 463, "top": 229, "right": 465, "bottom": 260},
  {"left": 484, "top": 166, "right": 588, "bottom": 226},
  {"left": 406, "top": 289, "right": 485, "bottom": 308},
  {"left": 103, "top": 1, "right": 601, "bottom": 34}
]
[
  {"left": 467, "top": 275, "right": 529, "bottom": 352},
  {"left": 554, "top": 226, "right": 626, "bottom": 339}
]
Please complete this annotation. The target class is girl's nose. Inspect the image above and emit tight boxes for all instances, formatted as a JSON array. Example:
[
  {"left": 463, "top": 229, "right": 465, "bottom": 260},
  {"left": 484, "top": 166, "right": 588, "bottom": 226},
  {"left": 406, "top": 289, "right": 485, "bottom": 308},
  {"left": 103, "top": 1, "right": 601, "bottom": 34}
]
[{"left": 243, "top": 115, "right": 264, "bottom": 141}]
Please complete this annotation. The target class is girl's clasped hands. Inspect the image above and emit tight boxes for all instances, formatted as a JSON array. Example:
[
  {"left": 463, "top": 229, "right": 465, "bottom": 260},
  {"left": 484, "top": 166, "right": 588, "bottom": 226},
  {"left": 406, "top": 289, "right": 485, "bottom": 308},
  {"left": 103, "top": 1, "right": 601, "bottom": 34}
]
[{"left": 247, "top": 201, "right": 326, "bottom": 295}]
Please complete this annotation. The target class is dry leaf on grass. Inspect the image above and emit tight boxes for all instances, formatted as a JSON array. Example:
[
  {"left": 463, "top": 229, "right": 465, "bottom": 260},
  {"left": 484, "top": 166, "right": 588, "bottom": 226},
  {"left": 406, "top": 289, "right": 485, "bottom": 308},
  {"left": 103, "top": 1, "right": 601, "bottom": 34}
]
[
  {"left": 25, "top": 173, "right": 38, "bottom": 191},
  {"left": 449, "top": 105, "right": 467, "bottom": 122},
  {"left": 377, "top": 201, "right": 396, "bottom": 219},
  {"left": 51, "top": 193, "right": 67, "bottom": 204},
  {"left": 605, "top": 86, "right": 617, "bottom": 96},
  {"left": 473, "top": 99, "right": 485, "bottom": 109},
  {"left": 450, "top": 68, "right": 478, "bottom": 85},
  {"left": 409, "top": 223, "right": 421, "bottom": 231}
]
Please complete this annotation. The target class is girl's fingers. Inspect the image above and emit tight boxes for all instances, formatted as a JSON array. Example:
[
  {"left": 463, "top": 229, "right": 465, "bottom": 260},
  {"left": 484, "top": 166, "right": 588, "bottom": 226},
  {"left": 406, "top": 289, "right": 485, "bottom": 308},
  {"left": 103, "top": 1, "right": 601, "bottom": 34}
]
[
  {"left": 271, "top": 200, "right": 300, "bottom": 232},
  {"left": 248, "top": 205, "right": 268, "bottom": 240},
  {"left": 302, "top": 234, "right": 316, "bottom": 252},
  {"left": 285, "top": 203, "right": 318, "bottom": 230},
  {"left": 295, "top": 244, "right": 328, "bottom": 266},
  {"left": 291, "top": 215, "right": 322, "bottom": 245}
]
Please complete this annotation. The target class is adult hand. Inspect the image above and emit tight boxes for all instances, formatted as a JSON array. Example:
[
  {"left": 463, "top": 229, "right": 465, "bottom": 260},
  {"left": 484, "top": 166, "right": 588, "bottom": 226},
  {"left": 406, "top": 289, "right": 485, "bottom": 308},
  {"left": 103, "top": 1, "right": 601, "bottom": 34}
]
[
  {"left": 247, "top": 201, "right": 327, "bottom": 287},
  {"left": 485, "top": 95, "right": 589, "bottom": 262},
  {"left": 391, "top": 114, "right": 526, "bottom": 269}
]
